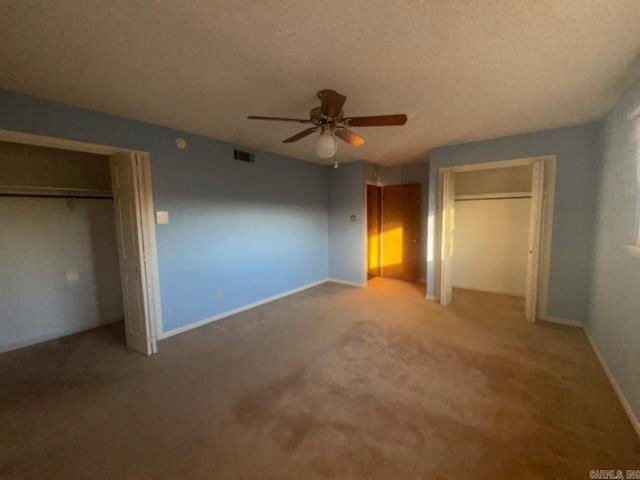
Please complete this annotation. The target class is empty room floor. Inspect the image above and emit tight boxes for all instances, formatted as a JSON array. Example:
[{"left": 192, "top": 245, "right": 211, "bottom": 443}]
[{"left": 1, "top": 278, "right": 638, "bottom": 479}]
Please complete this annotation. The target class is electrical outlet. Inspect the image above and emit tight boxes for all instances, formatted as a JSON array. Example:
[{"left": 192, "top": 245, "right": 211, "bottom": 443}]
[{"left": 216, "top": 289, "right": 224, "bottom": 300}]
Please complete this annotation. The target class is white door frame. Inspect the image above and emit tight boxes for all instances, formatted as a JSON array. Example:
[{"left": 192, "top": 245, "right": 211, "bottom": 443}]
[
  {"left": 0, "top": 129, "right": 163, "bottom": 353},
  {"left": 439, "top": 170, "right": 455, "bottom": 305},
  {"left": 435, "top": 155, "right": 556, "bottom": 321}
]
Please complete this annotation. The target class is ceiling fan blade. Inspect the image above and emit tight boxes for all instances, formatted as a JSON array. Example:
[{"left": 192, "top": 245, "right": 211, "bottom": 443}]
[
  {"left": 283, "top": 127, "right": 319, "bottom": 143},
  {"left": 335, "top": 128, "right": 365, "bottom": 147},
  {"left": 319, "top": 90, "right": 347, "bottom": 118},
  {"left": 248, "top": 115, "right": 312, "bottom": 124},
  {"left": 344, "top": 114, "right": 408, "bottom": 127}
]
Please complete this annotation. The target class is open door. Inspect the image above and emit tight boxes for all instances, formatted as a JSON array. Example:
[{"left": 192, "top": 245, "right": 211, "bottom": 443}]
[
  {"left": 110, "top": 152, "right": 156, "bottom": 355},
  {"left": 525, "top": 160, "right": 545, "bottom": 322},
  {"left": 440, "top": 171, "right": 455, "bottom": 305}
]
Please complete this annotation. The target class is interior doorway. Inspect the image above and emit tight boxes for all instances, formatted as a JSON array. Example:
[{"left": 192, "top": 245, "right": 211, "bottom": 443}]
[
  {"left": 0, "top": 130, "right": 161, "bottom": 355},
  {"left": 438, "top": 156, "right": 556, "bottom": 322},
  {"left": 366, "top": 182, "right": 422, "bottom": 283}
]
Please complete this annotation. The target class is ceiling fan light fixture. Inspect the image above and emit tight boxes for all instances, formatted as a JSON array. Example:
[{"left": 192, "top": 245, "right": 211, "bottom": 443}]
[
  {"left": 315, "top": 127, "right": 337, "bottom": 159},
  {"left": 247, "top": 89, "right": 407, "bottom": 158}
]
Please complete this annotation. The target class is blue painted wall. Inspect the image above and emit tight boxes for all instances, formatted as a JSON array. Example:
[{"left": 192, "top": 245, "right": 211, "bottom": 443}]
[
  {"left": 429, "top": 123, "right": 601, "bottom": 321},
  {"left": 328, "top": 161, "right": 367, "bottom": 285},
  {"left": 588, "top": 78, "right": 640, "bottom": 420},
  {"left": 0, "top": 89, "right": 329, "bottom": 334}
]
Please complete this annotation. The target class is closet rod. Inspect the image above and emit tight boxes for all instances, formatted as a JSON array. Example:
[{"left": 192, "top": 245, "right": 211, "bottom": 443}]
[
  {"left": 0, "top": 193, "right": 113, "bottom": 200},
  {"left": 455, "top": 195, "right": 531, "bottom": 201}
]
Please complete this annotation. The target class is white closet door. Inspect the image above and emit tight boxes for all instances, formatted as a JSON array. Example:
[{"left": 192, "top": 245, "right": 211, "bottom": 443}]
[
  {"left": 110, "top": 152, "right": 155, "bottom": 355},
  {"left": 525, "top": 160, "right": 545, "bottom": 322}
]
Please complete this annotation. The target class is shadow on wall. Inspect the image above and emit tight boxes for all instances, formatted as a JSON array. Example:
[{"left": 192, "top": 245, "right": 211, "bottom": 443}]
[{"left": 87, "top": 198, "right": 124, "bottom": 326}]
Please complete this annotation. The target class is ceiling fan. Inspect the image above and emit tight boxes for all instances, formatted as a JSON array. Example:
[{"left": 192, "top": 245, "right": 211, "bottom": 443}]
[{"left": 247, "top": 89, "right": 408, "bottom": 160}]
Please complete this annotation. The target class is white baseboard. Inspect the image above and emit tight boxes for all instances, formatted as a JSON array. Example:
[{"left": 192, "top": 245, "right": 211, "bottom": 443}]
[
  {"left": 327, "top": 278, "right": 366, "bottom": 288},
  {"left": 160, "top": 279, "right": 329, "bottom": 339},
  {"left": 426, "top": 295, "right": 437, "bottom": 301},
  {"left": 541, "top": 316, "right": 582, "bottom": 328},
  {"left": 585, "top": 331, "right": 640, "bottom": 439}
]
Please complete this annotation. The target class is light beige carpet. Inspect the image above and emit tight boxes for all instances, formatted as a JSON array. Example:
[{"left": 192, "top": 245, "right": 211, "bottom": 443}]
[{"left": 1, "top": 278, "right": 638, "bottom": 479}]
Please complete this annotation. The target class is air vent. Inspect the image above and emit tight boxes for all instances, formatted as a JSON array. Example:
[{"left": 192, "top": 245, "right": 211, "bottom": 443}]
[{"left": 233, "top": 149, "right": 255, "bottom": 163}]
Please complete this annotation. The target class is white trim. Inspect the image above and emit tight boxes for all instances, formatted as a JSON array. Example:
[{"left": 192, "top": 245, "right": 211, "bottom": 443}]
[
  {"left": 541, "top": 316, "right": 582, "bottom": 328},
  {"left": 585, "top": 331, "right": 640, "bottom": 439},
  {"left": 426, "top": 295, "right": 437, "bottom": 301},
  {"left": 439, "top": 156, "right": 540, "bottom": 173},
  {"left": 160, "top": 279, "right": 330, "bottom": 339},
  {"left": 328, "top": 278, "right": 367, "bottom": 288},
  {"left": 440, "top": 169, "right": 455, "bottom": 305},
  {"left": 366, "top": 179, "right": 385, "bottom": 187},
  {"left": 0, "top": 128, "right": 143, "bottom": 155}
]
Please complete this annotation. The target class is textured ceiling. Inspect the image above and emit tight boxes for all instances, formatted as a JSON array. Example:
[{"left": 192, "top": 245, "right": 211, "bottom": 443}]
[{"left": 1, "top": 1, "right": 640, "bottom": 165}]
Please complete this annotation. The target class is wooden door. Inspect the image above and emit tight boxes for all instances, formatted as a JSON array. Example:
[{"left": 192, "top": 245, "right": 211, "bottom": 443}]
[
  {"left": 382, "top": 184, "right": 421, "bottom": 281},
  {"left": 110, "top": 152, "right": 155, "bottom": 355},
  {"left": 367, "top": 185, "right": 382, "bottom": 277}
]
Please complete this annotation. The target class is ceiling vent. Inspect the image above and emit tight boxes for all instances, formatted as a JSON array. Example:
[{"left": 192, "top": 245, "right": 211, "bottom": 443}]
[{"left": 233, "top": 149, "right": 255, "bottom": 163}]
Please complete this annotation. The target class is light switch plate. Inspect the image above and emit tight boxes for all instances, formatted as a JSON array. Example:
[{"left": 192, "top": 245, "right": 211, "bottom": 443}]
[{"left": 156, "top": 211, "right": 169, "bottom": 224}]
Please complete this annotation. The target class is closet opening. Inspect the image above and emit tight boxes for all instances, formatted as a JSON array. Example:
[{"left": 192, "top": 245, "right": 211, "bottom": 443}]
[
  {"left": 437, "top": 156, "right": 556, "bottom": 322},
  {"left": 0, "top": 131, "right": 161, "bottom": 355}
]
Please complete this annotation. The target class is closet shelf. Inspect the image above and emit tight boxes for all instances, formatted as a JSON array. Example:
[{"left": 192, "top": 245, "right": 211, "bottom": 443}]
[{"left": 0, "top": 184, "right": 113, "bottom": 199}]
